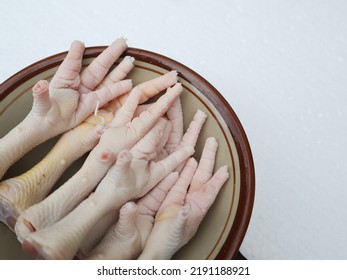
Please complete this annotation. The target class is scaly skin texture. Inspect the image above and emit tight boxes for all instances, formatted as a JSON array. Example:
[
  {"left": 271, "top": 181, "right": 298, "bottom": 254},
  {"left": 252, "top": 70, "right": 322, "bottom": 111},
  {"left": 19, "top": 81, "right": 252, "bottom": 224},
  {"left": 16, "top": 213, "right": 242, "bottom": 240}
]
[
  {"left": 78, "top": 105, "right": 206, "bottom": 256},
  {"left": 77, "top": 114, "right": 171, "bottom": 256},
  {"left": 0, "top": 37, "right": 230, "bottom": 260},
  {"left": 97, "top": 56, "right": 135, "bottom": 89},
  {"left": 86, "top": 172, "right": 179, "bottom": 260},
  {"left": 0, "top": 38, "right": 130, "bottom": 179},
  {"left": 164, "top": 97, "right": 184, "bottom": 153},
  {"left": 22, "top": 118, "right": 194, "bottom": 260},
  {"left": 0, "top": 52, "right": 136, "bottom": 230},
  {"left": 0, "top": 70, "right": 178, "bottom": 231},
  {"left": 105, "top": 70, "right": 178, "bottom": 114},
  {"left": 0, "top": 112, "right": 112, "bottom": 229},
  {"left": 139, "top": 138, "right": 229, "bottom": 260},
  {"left": 79, "top": 70, "right": 179, "bottom": 256},
  {"left": 15, "top": 83, "right": 183, "bottom": 242},
  {"left": 155, "top": 97, "right": 207, "bottom": 167}
]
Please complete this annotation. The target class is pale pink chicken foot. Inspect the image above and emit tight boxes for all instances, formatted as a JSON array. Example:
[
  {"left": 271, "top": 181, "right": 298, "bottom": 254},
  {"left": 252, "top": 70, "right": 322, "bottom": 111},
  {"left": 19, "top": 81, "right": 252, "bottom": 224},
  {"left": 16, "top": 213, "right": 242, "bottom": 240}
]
[
  {"left": 15, "top": 83, "right": 183, "bottom": 242},
  {"left": 14, "top": 74, "right": 178, "bottom": 241},
  {"left": 86, "top": 172, "right": 179, "bottom": 260},
  {"left": 78, "top": 116, "right": 173, "bottom": 256},
  {"left": 79, "top": 105, "right": 206, "bottom": 255},
  {"left": 22, "top": 120, "right": 194, "bottom": 259},
  {"left": 139, "top": 137, "right": 229, "bottom": 260},
  {"left": 0, "top": 81, "right": 50, "bottom": 179},
  {"left": 0, "top": 38, "right": 132, "bottom": 179},
  {"left": 0, "top": 115, "right": 111, "bottom": 230},
  {"left": 0, "top": 53, "right": 136, "bottom": 230},
  {"left": 0, "top": 37, "right": 132, "bottom": 178}
]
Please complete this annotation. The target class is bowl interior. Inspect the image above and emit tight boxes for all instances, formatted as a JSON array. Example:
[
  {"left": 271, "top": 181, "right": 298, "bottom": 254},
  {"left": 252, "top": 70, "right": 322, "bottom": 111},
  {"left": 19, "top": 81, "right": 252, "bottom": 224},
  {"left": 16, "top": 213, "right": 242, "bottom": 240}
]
[{"left": 0, "top": 48, "right": 254, "bottom": 259}]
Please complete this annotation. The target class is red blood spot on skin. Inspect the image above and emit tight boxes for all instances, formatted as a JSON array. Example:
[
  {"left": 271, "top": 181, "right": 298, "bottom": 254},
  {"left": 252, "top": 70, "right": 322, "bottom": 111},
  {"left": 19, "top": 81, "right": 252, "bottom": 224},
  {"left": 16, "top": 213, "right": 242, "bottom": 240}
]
[
  {"left": 101, "top": 152, "right": 110, "bottom": 161},
  {"left": 23, "top": 218, "right": 36, "bottom": 232},
  {"left": 6, "top": 216, "right": 16, "bottom": 230}
]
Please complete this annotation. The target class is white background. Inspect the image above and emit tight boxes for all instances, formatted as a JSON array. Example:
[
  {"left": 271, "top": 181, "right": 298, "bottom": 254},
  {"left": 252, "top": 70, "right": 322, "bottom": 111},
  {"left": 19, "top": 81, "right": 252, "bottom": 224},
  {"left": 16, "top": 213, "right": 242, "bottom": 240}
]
[{"left": 1, "top": 0, "right": 347, "bottom": 259}]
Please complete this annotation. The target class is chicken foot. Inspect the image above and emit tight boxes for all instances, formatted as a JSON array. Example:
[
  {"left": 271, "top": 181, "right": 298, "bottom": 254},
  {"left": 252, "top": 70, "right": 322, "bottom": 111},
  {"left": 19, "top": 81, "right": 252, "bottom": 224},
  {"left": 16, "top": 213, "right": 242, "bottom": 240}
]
[
  {"left": 22, "top": 118, "right": 193, "bottom": 259},
  {"left": 0, "top": 70, "right": 177, "bottom": 231},
  {"left": 0, "top": 38, "right": 130, "bottom": 179},
  {"left": 86, "top": 171, "right": 180, "bottom": 260},
  {"left": 139, "top": 137, "right": 229, "bottom": 259},
  {"left": 15, "top": 83, "right": 183, "bottom": 242},
  {"left": 77, "top": 106, "right": 207, "bottom": 255},
  {"left": 0, "top": 115, "right": 110, "bottom": 230}
]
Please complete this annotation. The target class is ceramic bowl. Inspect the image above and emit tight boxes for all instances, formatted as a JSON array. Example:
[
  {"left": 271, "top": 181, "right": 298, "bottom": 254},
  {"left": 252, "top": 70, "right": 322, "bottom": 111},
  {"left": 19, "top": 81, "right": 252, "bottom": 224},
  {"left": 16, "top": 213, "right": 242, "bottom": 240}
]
[{"left": 0, "top": 47, "right": 255, "bottom": 260}]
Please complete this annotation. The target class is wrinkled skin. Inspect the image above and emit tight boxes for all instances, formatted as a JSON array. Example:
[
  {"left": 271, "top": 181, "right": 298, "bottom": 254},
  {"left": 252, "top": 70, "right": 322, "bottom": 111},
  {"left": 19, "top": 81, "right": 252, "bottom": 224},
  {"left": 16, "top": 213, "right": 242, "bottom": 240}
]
[
  {"left": 1, "top": 37, "right": 229, "bottom": 260},
  {"left": 139, "top": 137, "right": 229, "bottom": 260},
  {"left": 15, "top": 82, "right": 183, "bottom": 242},
  {"left": 83, "top": 108, "right": 209, "bottom": 260},
  {"left": 165, "top": 100, "right": 207, "bottom": 171},
  {"left": 0, "top": 52, "right": 136, "bottom": 230},
  {"left": 78, "top": 106, "right": 207, "bottom": 256},
  {"left": 86, "top": 172, "right": 179, "bottom": 260},
  {"left": 87, "top": 137, "right": 228, "bottom": 261},
  {"left": 21, "top": 118, "right": 194, "bottom": 260},
  {"left": 0, "top": 38, "right": 130, "bottom": 179},
  {"left": 0, "top": 70, "right": 178, "bottom": 230},
  {"left": 0, "top": 119, "right": 110, "bottom": 230}
]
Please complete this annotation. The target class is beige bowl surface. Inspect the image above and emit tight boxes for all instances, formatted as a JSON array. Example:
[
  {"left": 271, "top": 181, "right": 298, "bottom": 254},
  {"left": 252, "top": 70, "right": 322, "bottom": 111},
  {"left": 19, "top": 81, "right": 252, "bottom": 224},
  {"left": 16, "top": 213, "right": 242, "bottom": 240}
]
[{"left": 0, "top": 47, "right": 255, "bottom": 259}]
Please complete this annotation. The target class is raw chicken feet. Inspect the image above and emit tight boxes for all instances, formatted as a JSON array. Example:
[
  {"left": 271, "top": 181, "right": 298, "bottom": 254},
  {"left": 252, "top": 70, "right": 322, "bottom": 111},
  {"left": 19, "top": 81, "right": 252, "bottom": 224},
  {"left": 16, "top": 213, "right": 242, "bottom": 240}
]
[
  {"left": 22, "top": 118, "right": 194, "bottom": 259},
  {"left": 0, "top": 38, "right": 130, "bottom": 179},
  {"left": 86, "top": 172, "right": 179, "bottom": 260},
  {"left": 15, "top": 83, "right": 183, "bottom": 242},
  {"left": 139, "top": 138, "right": 229, "bottom": 259}
]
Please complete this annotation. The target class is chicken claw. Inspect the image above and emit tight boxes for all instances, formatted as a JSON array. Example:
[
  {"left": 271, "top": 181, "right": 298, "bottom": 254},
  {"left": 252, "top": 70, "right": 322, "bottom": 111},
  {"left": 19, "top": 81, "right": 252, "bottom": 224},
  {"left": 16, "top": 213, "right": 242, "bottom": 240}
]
[
  {"left": 0, "top": 116, "right": 112, "bottom": 230},
  {"left": 21, "top": 119, "right": 193, "bottom": 259},
  {"left": 0, "top": 38, "right": 130, "bottom": 179},
  {"left": 86, "top": 172, "right": 179, "bottom": 260},
  {"left": 15, "top": 79, "right": 181, "bottom": 245},
  {"left": 139, "top": 137, "right": 229, "bottom": 260}
]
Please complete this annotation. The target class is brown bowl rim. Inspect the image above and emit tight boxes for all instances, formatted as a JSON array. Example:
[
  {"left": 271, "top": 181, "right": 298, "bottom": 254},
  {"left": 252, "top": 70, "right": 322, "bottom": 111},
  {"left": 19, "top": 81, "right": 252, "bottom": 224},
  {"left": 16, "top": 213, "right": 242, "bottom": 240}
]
[{"left": 0, "top": 47, "right": 255, "bottom": 260}]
